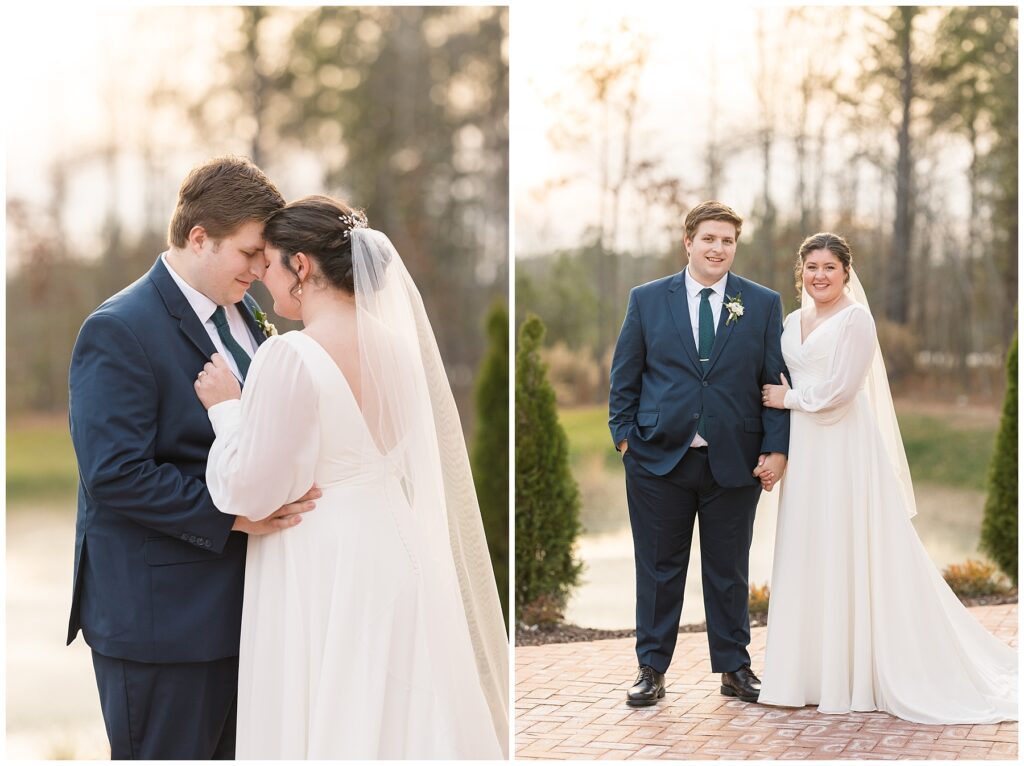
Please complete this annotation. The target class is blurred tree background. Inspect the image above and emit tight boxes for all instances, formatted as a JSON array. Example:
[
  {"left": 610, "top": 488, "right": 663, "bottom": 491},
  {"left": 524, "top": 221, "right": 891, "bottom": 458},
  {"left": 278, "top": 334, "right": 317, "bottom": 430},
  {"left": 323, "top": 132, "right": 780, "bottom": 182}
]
[
  {"left": 5, "top": 7, "right": 508, "bottom": 758},
  {"left": 514, "top": 5, "right": 1018, "bottom": 629},
  {"left": 517, "top": 6, "right": 1017, "bottom": 405},
  {"left": 8, "top": 5, "right": 508, "bottom": 419}
]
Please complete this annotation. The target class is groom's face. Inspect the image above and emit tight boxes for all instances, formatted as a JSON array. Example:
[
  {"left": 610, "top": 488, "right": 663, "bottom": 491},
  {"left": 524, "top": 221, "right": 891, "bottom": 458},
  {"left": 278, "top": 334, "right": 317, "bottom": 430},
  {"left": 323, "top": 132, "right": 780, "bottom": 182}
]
[
  {"left": 194, "top": 219, "right": 268, "bottom": 305},
  {"left": 684, "top": 220, "right": 737, "bottom": 286}
]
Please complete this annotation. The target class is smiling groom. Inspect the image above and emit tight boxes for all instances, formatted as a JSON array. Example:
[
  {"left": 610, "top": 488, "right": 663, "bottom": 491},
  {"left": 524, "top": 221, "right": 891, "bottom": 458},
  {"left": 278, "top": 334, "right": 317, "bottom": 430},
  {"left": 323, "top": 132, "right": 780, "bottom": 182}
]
[{"left": 609, "top": 200, "right": 790, "bottom": 707}]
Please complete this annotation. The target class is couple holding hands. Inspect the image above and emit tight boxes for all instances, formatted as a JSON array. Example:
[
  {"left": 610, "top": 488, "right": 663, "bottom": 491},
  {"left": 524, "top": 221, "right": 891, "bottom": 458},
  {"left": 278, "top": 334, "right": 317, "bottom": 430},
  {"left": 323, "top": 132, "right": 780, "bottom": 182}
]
[{"left": 610, "top": 201, "right": 1016, "bottom": 724}]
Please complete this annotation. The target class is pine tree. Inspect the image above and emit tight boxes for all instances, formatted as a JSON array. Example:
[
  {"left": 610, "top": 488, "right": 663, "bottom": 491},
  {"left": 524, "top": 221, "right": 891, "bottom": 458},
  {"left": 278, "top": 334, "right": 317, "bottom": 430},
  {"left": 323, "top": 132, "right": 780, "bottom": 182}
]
[
  {"left": 980, "top": 328, "right": 1018, "bottom": 585},
  {"left": 515, "top": 315, "right": 582, "bottom": 624},
  {"left": 472, "top": 302, "right": 509, "bottom": 624}
]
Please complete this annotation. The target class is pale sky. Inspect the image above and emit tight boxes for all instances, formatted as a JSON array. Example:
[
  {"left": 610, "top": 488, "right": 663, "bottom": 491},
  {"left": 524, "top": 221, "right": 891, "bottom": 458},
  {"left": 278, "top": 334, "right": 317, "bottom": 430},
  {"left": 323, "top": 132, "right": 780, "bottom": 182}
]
[
  {"left": 510, "top": 2, "right": 973, "bottom": 257},
  {"left": 4, "top": 2, "right": 980, "bottom": 265},
  {"left": 3, "top": 5, "right": 322, "bottom": 265},
  {"left": 512, "top": 2, "right": 770, "bottom": 255}
]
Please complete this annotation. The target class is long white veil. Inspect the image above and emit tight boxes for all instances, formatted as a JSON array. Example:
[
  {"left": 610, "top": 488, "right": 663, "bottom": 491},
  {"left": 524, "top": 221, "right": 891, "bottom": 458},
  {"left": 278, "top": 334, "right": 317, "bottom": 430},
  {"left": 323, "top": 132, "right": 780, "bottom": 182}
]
[
  {"left": 350, "top": 227, "right": 509, "bottom": 755},
  {"left": 802, "top": 269, "right": 917, "bottom": 518}
]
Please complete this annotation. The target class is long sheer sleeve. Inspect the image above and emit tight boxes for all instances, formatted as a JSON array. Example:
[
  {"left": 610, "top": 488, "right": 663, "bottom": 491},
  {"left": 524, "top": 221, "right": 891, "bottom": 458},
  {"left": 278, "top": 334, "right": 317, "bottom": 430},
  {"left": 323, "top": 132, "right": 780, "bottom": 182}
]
[
  {"left": 783, "top": 307, "right": 877, "bottom": 423},
  {"left": 206, "top": 334, "right": 320, "bottom": 521}
]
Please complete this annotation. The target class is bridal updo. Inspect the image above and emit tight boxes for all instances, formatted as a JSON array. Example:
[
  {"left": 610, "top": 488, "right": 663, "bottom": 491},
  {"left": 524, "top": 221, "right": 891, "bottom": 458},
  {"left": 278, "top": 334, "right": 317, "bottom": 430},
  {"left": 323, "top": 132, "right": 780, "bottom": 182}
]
[
  {"left": 262, "top": 195, "right": 369, "bottom": 296},
  {"left": 794, "top": 232, "right": 853, "bottom": 296}
]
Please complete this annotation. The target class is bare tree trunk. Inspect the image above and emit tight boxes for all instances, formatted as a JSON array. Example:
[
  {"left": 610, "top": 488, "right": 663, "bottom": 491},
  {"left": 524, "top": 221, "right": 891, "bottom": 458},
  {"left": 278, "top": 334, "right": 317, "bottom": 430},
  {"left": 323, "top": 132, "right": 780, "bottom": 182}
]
[
  {"left": 755, "top": 11, "right": 776, "bottom": 287},
  {"left": 704, "top": 51, "right": 722, "bottom": 198},
  {"left": 874, "top": 162, "right": 887, "bottom": 306},
  {"left": 811, "top": 119, "right": 826, "bottom": 227},
  {"left": 794, "top": 67, "right": 810, "bottom": 235},
  {"left": 607, "top": 51, "right": 645, "bottom": 379},
  {"left": 596, "top": 95, "right": 611, "bottom": 376},
  {"left": 242, "top": 6, "right": 267, "bottom": 166},
  {"left": 887, "top": 6, "right": 916, "bottom": 325}
]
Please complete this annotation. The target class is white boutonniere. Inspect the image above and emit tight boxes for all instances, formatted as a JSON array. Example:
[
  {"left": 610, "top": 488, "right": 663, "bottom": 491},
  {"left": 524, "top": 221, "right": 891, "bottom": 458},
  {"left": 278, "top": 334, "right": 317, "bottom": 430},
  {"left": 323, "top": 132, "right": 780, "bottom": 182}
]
[
  {"left": 253, "top": 308, "right": 278, "bottom": 337},
  {"left": 724, "top": 292, "right": 744, "bottom": 325}
]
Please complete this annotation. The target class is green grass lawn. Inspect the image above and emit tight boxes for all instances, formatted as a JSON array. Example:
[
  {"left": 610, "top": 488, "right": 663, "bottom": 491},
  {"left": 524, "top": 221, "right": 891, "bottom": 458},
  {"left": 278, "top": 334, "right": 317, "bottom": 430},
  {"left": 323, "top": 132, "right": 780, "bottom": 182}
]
[
  {"left": 7, "top": 418, "right": 78, "bottom": 505},
  {"left": 7, "top": 401, "right": 998, "bottom": 509},
  {"left": 560, "top": 404, "right": 996, "bottom": 491}
]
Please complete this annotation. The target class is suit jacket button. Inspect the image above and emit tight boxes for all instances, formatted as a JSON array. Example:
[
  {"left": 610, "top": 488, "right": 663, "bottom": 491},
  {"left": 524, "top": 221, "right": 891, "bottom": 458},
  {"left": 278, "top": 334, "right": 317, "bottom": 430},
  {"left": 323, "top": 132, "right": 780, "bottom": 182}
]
[
  {"left": 702, "top": 381, "right": 709, "bottom": 387},
  {"left": 693, "top": 413, "right": 700, "bottom": 419}
]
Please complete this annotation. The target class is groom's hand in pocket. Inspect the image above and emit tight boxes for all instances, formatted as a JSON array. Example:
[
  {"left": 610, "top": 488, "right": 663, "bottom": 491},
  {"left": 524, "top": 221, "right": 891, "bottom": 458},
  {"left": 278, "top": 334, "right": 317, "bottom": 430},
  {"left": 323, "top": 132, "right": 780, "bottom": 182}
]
[{"left": 231, "top": 485, "right": 322, "bottom": 535}]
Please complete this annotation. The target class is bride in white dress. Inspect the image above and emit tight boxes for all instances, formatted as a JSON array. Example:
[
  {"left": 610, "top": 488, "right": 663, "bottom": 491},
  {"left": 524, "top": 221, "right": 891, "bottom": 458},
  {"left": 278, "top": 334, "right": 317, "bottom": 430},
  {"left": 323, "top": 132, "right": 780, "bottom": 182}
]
[
  {"left": 754, "top": 232, "right": 1016, "bottom": 724},
  {"left": 193, "top": 196, "right": 508, "bottom": 758}
]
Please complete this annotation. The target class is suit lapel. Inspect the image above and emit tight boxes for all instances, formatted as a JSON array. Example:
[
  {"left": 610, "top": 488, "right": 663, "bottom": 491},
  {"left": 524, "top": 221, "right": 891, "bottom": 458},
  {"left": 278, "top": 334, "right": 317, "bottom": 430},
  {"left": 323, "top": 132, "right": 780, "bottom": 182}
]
[
  {"left": 666, "top": 270, "right": 703, "bottom": 373},
  {"left": 705, "top": 272, "right": 740, "bottom": 373},
  {"left": 238, "top": 294, "right": 267, "bottom": 348},
  {"left": 148, "top": 256, "right": 218, "bottom": 362}
]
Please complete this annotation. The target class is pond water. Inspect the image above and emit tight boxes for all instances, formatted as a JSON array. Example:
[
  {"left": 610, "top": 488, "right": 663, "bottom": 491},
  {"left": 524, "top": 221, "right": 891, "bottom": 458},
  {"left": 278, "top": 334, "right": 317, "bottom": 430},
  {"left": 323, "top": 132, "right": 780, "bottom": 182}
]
[
  {"left": 7, "top": 503, "right": 109, "bottom": 759},
  {"left": 565, "top": 455, "right": 989, "bottom": 630}
]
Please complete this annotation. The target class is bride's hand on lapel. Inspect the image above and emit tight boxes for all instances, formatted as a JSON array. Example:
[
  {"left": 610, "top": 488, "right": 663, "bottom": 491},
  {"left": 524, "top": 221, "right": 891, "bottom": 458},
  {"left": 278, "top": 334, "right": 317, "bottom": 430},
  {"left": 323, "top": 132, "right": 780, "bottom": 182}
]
[
  {"left": 761, "top": 373, "right": 790, "bottom": 409},
  {"left": 195, "top": 353, "right": 242, "bottom": 409}
]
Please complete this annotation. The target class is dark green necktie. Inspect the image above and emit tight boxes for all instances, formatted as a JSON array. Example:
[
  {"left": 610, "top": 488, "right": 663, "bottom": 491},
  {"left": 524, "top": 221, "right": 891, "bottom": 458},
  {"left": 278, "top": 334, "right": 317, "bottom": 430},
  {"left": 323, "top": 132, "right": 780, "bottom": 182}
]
[
  {"left": 697, "top": 287, "right": 714, "bottom": 438},
  {"left": 211, "top": 306, "right": 251, "bottom": 380},
  {"left": 698, "top": 288, "right": 715, "bottom": 364}
]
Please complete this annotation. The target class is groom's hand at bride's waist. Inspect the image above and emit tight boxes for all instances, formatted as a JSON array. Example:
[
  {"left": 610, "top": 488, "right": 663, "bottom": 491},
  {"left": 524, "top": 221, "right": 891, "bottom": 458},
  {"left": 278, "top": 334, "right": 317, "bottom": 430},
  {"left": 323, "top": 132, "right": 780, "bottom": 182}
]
[{"left": 231, "top": 485, "right": 322, "bottom": 535}]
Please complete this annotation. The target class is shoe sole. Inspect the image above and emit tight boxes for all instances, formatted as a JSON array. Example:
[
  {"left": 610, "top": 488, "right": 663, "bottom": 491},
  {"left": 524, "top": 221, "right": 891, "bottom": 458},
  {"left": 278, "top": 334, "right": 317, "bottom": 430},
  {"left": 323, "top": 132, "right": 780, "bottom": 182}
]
[
  {"left": 720, "top": 685, "right": 759, "bottom": 703},
  {"left": 626, "top": 688, "right": 665, "bottom": 707}
]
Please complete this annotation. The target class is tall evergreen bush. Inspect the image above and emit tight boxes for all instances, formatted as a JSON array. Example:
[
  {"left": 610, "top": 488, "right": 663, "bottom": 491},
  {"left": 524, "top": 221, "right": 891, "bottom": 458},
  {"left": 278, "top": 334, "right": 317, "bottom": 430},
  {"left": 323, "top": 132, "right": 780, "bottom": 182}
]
[
  {"left": 515, "top": 315, "right": 582, "bottom": 624},
  {"left": 472, "top": 302, "right": 509, "bottom": 623},
  {"left": 980, "top": 328, "right": 1017, "bottom": 585}
]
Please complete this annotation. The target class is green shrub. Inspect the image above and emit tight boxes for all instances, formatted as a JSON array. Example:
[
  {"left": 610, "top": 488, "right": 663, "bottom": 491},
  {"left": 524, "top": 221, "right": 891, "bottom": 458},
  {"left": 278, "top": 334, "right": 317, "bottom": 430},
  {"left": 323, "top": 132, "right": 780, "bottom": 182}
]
[
  {"left": 471, "top": 302, "right": 509, "bottom": 624},
  {"left": 749, "top": 582, "right": 770, "bottom": 617},
  {"left": 541, "top": 342, "right": 601, "bottom": 407},
  {"left": 942, "top": 559, "right": 1011, "bottom": 598},
  {"left": 515, "top": 315, "right": 582, "bottom": 625},
  {"left": 980, "top": 329, "right": 1017, "bottom": 585}
]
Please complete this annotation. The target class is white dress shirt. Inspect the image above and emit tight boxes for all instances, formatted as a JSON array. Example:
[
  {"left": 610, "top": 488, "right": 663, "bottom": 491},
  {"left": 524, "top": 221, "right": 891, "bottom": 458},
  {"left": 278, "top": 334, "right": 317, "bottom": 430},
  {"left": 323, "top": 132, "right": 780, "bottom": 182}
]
[
  {"left": 161, "top": 252, "right": 258, "bottom": 381},
  {"left": 684, "top": 267, "right": 728, "bottom": 447}
]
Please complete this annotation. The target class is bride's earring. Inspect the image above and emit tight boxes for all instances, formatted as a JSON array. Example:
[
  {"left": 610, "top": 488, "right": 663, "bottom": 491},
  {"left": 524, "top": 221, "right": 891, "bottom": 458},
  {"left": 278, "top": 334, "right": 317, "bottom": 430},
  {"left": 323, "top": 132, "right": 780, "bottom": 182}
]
[{"left": 297, "top": 282, "right": 303, "bottom": 296}]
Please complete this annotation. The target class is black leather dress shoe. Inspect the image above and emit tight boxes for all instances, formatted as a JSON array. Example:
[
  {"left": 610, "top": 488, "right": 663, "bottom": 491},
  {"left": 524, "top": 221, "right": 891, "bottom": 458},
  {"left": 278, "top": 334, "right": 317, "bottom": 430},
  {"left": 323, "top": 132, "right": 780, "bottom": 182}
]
[
  {"left": 721, "top": 664, "right": 761, "bottom": 702},
  {"left": 626, "top": 665, "right": 666, "bottom": 707}
]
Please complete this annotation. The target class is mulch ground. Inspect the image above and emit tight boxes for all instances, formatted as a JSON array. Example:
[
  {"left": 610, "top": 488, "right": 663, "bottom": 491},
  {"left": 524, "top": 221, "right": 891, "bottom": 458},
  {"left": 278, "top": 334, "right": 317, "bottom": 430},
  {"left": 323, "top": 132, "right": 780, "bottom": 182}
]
[{"left": 516, "top": 593, "right": 1016, "bottom": 647}]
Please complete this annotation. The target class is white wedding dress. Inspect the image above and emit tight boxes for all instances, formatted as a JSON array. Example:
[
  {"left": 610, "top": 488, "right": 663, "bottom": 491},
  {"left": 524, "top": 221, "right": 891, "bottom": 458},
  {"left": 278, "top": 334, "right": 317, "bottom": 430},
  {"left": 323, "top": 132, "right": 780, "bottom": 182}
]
[
  {"left": 758, "top": 301, "right": 1017, "bottom": 724},
  {"left": 204, "top": 229, "right": 507, "bottom": 759}
]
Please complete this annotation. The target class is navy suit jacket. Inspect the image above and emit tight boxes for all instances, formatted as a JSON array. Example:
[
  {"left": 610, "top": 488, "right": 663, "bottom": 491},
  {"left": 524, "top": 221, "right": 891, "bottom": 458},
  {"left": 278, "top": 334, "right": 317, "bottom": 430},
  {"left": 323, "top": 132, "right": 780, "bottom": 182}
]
[
  {"left": 609, "top": 270, "right": 790, "bottom": 484},
  {"left": 67, "top": 256, "right": 267, "bottom": 664}
]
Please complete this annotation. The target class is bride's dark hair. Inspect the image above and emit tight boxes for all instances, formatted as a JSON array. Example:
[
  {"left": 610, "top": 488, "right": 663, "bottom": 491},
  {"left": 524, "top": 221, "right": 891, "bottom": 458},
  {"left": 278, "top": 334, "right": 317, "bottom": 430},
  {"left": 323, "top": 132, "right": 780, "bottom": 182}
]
[
  {"left": 794, "top": 232, "right": 853, "bottom": 297},
  {"left": 262, "top": 195, "right": 368, "bottom": 297}
]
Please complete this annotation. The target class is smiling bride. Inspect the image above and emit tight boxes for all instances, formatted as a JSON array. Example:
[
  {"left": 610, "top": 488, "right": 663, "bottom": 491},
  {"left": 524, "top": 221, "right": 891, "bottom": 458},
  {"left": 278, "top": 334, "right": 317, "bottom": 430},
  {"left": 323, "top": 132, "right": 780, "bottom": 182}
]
[{"left": 755, "top": 232, "right": 1017, "bottom": 725}]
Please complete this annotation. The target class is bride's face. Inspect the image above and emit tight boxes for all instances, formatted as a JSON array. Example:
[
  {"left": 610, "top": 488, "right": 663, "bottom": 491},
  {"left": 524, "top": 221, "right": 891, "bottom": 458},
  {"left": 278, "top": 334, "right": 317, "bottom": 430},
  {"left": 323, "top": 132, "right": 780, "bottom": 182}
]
[
  {"left": 263, "top": 245, "right": 304, "bottom": 321},
  {"left": 802, "top": 249, "right": 848, "bottom": 305}
]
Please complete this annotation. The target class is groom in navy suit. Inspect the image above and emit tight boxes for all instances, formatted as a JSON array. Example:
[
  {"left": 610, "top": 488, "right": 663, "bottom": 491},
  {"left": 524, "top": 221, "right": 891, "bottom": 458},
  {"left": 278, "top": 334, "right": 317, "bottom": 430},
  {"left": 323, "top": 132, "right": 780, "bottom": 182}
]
[
  {"left": 609, "top": 201, "right": 790, "bottom": 706},
  {"left": 67, "top": 156, "right": 318, "bottom": 759}
]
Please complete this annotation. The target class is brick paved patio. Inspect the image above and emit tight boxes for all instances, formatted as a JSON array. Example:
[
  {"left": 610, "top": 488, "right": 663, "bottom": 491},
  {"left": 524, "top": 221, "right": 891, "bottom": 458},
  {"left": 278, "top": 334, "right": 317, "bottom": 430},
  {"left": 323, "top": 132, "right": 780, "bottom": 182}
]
[{"left": 516, "top": 604, "right": 1018, "bottom": 760}]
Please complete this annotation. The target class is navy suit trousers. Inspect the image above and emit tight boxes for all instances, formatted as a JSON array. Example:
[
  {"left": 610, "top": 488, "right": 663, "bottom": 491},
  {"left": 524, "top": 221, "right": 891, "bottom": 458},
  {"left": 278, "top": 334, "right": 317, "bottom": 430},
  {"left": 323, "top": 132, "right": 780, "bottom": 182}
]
[
  {"left": 91, "top": 650, "right": 238, "bottom": 760},
  {"left": 624, "top": 447, "right": 760, "bottom": 675}
]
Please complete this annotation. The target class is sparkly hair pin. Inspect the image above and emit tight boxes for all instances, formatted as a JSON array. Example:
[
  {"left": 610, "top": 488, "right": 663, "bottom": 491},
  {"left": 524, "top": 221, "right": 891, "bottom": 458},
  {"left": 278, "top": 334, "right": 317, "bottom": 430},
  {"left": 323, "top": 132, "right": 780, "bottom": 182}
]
[{"left": 337, "top": 210, "right": 369, "bottom": 239}]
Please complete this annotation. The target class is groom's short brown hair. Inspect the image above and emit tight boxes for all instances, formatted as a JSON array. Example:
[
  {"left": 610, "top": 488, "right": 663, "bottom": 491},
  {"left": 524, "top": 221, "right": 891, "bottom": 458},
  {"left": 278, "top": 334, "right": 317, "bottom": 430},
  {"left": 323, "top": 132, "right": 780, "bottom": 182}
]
[
  {"left": 684, "top": 201, "right": 743, "bottom": 242},
  {"left": 167, "top": 155, "right": 284, "bottom": 248}
]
